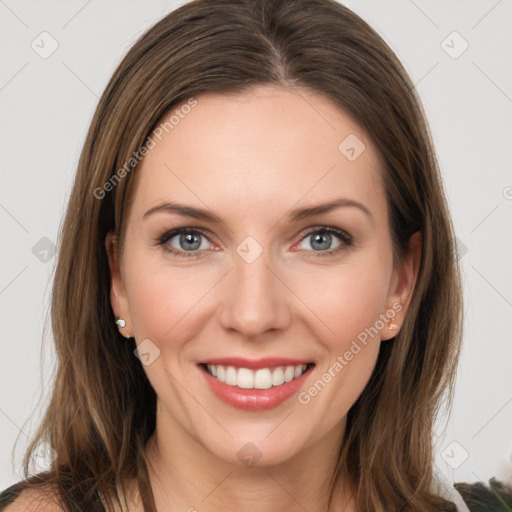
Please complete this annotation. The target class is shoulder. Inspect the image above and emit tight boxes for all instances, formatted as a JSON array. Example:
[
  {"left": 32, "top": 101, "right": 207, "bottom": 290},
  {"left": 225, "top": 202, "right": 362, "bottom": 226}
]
[{"left": 1, "top": 483, "right": 65, "bottom": 512}]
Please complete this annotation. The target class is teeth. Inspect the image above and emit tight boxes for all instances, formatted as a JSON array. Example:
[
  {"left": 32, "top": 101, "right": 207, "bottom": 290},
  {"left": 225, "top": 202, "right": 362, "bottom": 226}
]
[
  {"left": 225, "top": 366, "right": 237, "bottom": 386},
  {"left": 205, "top": 364, "right": 309, "bottom": 389},
  {"left": 254, "top": 368, "right": 272, "bottom": 389},
  {"left": 284, "top": 365, "right": 295, "bottom": 382},
  {"left": 271, "top": 367, "right": 284, "bottom": 386},
  {"left": 238, "top": 368, "right": 254, "bottom": 389}
]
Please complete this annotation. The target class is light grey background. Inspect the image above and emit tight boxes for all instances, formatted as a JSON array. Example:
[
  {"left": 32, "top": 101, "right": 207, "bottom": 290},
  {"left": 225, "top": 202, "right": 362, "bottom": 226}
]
[{"left": 1, "top": 0, "right": 511, "bottom": 491}]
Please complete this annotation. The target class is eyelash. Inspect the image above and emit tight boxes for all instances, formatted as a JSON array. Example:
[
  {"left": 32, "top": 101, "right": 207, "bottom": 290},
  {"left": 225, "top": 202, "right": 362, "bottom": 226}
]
[{"left": 155, "top": 226, "right": 353, "bottom": 259}]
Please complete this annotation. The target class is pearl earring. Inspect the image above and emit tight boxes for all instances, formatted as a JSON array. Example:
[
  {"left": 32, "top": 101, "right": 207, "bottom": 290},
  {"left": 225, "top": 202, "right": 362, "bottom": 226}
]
[{"left": 115, "top": 318, "right": 126, "bottom": 328}]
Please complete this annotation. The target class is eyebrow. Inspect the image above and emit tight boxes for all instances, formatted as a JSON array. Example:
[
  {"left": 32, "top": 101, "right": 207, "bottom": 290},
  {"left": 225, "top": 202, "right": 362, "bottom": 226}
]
[{"left": 143, "top": 198, "right": 372, "bottom": 223}]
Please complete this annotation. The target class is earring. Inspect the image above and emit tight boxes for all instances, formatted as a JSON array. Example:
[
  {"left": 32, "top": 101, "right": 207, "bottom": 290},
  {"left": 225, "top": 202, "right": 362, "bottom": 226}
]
[
  {"left": 389, "top": 320, "right": 398, "bottom": 330},
  {"left": 115, "top": 318, "right": 132, "bottom": 339}
]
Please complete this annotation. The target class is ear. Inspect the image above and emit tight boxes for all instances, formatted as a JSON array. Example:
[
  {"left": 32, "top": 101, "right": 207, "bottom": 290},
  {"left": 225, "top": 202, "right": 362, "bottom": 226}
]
[
  {"left": 381, "top": 231, "right": 421, "bottom": 341},
  {"left": 105, "top": 232, "right": 133, "bottom": 338}
]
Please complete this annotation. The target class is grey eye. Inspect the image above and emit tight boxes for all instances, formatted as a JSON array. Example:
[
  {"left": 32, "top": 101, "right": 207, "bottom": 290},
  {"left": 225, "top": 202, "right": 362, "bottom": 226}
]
[
  {"left": 299, "top": 230, "right": 342, "bottom": 252},
  {"left": 169, "top": 231, "right": 206, "bottom": 251}
]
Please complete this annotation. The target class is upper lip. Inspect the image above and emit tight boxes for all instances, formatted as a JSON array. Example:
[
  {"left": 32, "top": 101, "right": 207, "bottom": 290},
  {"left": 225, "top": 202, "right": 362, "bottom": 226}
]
[{"left": 197, "top": 357, "right": 315, "bottom": 370}]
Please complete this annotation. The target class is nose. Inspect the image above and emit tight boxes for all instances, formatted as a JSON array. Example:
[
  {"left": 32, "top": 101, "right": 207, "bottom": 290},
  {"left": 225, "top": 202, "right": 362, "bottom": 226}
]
[{"left": 217, "top": 247, "right": 291, "bottom": 339}]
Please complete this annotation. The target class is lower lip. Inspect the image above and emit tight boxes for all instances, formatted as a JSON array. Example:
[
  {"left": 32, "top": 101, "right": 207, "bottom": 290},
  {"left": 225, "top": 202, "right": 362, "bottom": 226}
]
[{"left": 199, "top": 365, "right": 313, "bottom": 411}]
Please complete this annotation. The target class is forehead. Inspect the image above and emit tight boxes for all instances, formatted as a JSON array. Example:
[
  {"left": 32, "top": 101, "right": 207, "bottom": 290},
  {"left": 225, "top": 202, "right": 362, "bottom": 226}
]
[{"left": 131, "top": 85, "right": 385, "bottom": 221}]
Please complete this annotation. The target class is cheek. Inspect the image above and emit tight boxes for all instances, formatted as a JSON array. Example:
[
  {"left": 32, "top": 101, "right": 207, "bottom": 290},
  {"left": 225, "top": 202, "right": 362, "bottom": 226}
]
[
  {"left": 123, "top": 243, "right": 217, "bottom": 344},
  {"left": 126, "top": 271, "right": 207, "bottom": 344},
  {"left": 308, "top": 343, "right": 380, "bottom": 425},
  {"left": 297, "top": 268, "right": 385, "bottom": 420},
  {"left": 295, "top": 261, "right": 391, "bottom": 344},
  {"left": 292, "top": 256, "right": 390, "bottom": 408}
]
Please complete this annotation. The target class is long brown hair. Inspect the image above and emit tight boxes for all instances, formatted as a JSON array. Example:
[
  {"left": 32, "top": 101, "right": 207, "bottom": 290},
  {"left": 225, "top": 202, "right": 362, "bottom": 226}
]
[{"left": 12, "top": 0, "right": 463, "bottom": 510}]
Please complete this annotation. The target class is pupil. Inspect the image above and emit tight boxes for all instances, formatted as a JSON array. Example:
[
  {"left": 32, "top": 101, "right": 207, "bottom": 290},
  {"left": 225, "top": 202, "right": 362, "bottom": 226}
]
[
  {"left": 181, "top": 233, "right": 200, "bottom": 250},
  {"left": 311, "top": 232, "right": 331, "bottom": 251}
]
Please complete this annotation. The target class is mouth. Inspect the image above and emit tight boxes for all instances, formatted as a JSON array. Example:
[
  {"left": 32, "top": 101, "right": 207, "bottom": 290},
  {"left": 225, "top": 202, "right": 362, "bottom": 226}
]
[
  {"left": 197, "top": 358, "right": 315, "bottom": 411},
  {"left": 199, "top": 362, "right": 314, "bottom": 389}
]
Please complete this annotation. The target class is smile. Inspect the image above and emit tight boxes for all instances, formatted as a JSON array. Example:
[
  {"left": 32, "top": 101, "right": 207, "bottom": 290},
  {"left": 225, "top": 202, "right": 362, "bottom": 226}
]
[
  {"left": 197, "top": 358, "right": 315, "bottom": 411},
  {"left": 204, "top": 363, "right": 310, "bottom": 389}
]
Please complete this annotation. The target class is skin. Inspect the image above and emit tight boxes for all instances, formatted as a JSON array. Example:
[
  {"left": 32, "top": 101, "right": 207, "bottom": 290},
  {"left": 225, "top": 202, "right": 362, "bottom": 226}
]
[{"left": 106, "top": 85, "right": 421, "bottom": 512}]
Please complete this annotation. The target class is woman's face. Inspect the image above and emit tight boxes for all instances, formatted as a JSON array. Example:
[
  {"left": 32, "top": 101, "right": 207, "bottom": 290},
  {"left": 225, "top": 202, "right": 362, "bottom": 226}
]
[{"left": 107, "top": 85, "right": 417, "bottom": 467}]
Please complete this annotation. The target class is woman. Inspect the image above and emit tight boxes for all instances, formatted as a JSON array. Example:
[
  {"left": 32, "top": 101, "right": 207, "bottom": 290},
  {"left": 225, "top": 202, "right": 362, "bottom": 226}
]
[{"left": 1, "top": 0, "right": 467, "bottom": 510}]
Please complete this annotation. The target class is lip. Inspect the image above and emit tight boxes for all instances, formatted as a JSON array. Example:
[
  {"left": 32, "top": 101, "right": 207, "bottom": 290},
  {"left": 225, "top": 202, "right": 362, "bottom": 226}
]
[
  {"left": 197, "top": 357, "right": 314, "bottom": 370},
  {"left": 197, "top": 361, "right": 315, "bottom": 411}
]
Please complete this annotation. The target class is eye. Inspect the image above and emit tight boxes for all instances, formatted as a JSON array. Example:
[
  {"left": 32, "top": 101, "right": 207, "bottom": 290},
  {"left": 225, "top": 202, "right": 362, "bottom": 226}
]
[
  {"left": 295, "top": 226, "right": 353, "bottom": 256},
  {"left": 156, "top": 226, "right": 353, "bottom": 259},
  {"left": 157, "top": 228, "right": 213, "bottom": 258}
]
